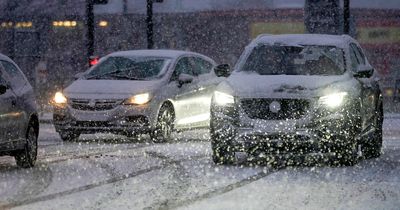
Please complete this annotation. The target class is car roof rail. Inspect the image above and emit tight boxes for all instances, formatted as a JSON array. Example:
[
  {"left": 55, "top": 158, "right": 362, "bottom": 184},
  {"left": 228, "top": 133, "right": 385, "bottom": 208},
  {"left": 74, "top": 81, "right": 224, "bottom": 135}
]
[{"left": 255, "top": 34, "right": 273, "bottom": 41}]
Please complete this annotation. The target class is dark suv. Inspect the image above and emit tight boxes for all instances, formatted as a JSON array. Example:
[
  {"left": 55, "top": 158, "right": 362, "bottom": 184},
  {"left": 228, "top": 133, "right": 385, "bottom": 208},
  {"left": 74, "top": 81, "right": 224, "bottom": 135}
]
[{"left": 0, "top": 53, "right": 39, "bottom": 168}]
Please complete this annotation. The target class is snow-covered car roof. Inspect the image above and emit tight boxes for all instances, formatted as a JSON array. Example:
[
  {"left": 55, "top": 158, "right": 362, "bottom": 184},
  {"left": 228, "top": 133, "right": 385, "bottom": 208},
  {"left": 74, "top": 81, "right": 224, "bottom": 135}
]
[
  {"left": 253, "top": 34, "right": 355, "bottom": 49},
  {"left": 108, "top": 49, "right": 202, "bottom": 59}
]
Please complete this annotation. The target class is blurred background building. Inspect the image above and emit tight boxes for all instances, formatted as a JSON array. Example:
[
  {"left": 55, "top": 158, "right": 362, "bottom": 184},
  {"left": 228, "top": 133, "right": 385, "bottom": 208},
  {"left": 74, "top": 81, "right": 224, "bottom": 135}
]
[{"left": 0, "top": 0, "right": 399, "bottom": 109}]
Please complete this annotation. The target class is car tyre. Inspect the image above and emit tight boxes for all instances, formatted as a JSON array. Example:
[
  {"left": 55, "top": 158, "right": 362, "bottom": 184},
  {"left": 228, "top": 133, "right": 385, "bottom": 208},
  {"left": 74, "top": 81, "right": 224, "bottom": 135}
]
[
  {"left": 59, "top": 131, "right": 80, "bottom": 142},
  {"left": 126, "top": 132, "right": 140, "bottom": 139},
  {"left": 210, "top": 125, "right": 235, "bottom": 165},
  {"left": 363, "top": 103, "right": 383, "bottom": 159},
  {"left": 151, "top": 104, "right": 174, "bottom": 143},
  {"left": 332, "top": 122, "right": 360, "bottom": 167},
  {"left": 334, "top": 142, "right": 358, "bottom": 166},
  {"left": 14, "top": 124, "right": 38, "bottom": 168},
  {"left": 211, "top": 141, "right": 235, "bottom": 165}
]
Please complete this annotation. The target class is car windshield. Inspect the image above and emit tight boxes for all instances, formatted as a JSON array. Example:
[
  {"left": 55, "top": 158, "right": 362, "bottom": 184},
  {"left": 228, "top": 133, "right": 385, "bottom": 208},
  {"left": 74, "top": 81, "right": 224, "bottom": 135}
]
[
  {"left": 240, "top": 45, "right": 345, "bottom": 75},
  {"left": 86, "top": 56, "right": 171, "bottom": 80}
]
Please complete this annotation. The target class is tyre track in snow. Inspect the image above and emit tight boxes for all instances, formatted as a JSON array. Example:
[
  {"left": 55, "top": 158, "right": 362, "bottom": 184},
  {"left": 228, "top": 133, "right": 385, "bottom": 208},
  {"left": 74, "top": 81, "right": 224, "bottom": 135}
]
[
  {"left": 37, "top": 143, "right": 153, "bottom": 165},
  {"left": 142, "top": 151, "right": 194, "bottom": 210},
  {"left": 86, "top": 157, "right": 126, "bottom": 209},
  {"left": 0, "top": 143, "right": 153, "bottom": 209},
  {"left": 146, "top": 157, "right": 284, "bottom": 210},
  {"left": 0, "top": 142, "right": 153, "bottom": 168},
  {"left": 161, "top": 168, "right": 281, "bottom": 210},
  {"left": 0, "top": 151, "right": 207, "bottom": 209},
  {"left": 1, "top": 164, "right": 54, "bottom": 207}
]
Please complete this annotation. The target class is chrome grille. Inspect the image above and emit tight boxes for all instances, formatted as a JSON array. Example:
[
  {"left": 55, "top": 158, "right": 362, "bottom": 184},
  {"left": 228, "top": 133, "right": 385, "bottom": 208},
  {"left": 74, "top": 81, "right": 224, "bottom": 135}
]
[
  {"left": 241, "top": 98, "right": 309, "bottom": 120},
  {"left": 70, "top": 99, "right": 122, "bottom": 111}
]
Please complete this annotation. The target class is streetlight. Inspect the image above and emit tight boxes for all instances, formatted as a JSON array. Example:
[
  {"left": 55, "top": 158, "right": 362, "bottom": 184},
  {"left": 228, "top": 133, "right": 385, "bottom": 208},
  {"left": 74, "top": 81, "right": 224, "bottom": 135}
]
[
  {"left": 343, "top": 0, "right": 350, "bottom": 34},
  {"left": 85, "top": 0, "right": 108, "bottom": 66},
  {"left": 146, "top": 0, "right": 164, "bottom": 49}
]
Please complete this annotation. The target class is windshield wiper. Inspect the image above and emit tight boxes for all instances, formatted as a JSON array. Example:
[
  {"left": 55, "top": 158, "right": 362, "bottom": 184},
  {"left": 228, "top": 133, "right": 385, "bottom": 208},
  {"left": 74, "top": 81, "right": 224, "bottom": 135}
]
[
  {"left": 107, "top": 73, "right": 144, "bottom": 80},
  {"left": 86, "top": 69, "right": 125, "bottom": 79}
]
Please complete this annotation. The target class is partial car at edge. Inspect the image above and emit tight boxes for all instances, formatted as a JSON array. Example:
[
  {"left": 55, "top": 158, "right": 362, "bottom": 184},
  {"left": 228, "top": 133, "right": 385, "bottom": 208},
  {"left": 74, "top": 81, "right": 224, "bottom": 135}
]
[{"left": 0, "top": 53, "right": 39, "bottom": 168}]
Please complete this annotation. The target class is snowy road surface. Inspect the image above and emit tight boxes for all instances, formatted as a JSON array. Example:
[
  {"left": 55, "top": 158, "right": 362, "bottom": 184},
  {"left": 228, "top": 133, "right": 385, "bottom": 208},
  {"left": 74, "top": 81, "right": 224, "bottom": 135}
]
[{"left": 0, "top": 116, "right": 399, "bottom": 210}]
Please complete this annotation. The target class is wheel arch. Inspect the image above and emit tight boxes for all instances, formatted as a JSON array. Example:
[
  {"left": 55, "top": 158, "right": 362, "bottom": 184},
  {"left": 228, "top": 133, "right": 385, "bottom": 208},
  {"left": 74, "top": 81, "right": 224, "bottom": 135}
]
[
  {"left": 28, "top": 113, "right": 39, "bottom": 138},
  {"left": 152, "top": 100, "right": 175, "bottom": 128}
]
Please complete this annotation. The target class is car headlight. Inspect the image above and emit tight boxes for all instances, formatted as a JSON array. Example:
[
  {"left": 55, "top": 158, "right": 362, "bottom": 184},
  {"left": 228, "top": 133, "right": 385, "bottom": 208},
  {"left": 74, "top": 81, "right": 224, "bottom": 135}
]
[
  {"left": 124, "top": 93, "right": 151, "bottom": 105},
  {"left": 54, "top": 92, "right": 67, "bottom": 104},
  {"left": 319, "top": 92, "right": 348, "bottom": 108},
  {"left": 214, "top": 91, "right": 234, "bottom": 106}
]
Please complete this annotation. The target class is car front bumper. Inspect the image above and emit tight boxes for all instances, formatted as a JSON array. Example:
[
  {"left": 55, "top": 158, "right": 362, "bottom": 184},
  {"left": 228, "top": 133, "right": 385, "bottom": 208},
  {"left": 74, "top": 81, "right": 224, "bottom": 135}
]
[
  {"left": 211, "top": 103, "right": 359, "bottom": 156},
  {"left": 53, "top": 103, "right": 157, "bottom": 135}
]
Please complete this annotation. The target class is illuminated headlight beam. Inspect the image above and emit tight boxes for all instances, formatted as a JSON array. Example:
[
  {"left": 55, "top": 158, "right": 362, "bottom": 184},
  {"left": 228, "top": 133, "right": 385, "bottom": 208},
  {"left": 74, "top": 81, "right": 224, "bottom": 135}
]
[
  {"left": 319, "top": 92, "right": 348, "bottom": 108},
  {"left": 214, "top": 91, "right": 234, "bottom": 106}
]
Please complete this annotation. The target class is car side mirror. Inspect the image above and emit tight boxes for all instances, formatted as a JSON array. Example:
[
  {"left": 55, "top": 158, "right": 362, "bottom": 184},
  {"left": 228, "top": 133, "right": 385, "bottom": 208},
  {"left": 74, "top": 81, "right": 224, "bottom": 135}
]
[
  {"left": 177, "top": 73, "right": 194, "bottom": 88},
  {"left": 0, "top": 84, "right": 8, "bottom": 95},
  {"left": 354, "top": 66, "right": 374, "bottom": 78},
  {"left": 214, "top": 64, "right": 231, "bottom": 77},
  {"left": 74, "top": 72, "right": 85, "bottom": 80}
]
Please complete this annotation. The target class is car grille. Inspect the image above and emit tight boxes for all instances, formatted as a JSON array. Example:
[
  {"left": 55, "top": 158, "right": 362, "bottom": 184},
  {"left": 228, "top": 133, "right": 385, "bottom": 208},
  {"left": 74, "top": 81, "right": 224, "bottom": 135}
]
[
  {"left": 241, "top": 98, "right": 309, "bottom": 120},
  {"left": 70, "top": 99, "right": 122, "bottom": 111},
  {"left": 75, "top": 121, "right": 110, "bottom": 127}
]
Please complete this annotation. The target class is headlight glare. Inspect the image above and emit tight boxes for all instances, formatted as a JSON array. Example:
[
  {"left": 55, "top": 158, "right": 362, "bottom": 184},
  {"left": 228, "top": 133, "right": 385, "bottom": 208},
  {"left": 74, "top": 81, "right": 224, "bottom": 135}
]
[
  {"left": 124, "top": 93, "right": 151, "bottom": 105},
  {"left": 54, "top": 92, "right": 67, "bottom": 104},
  {"left": 319, "top": 92, "right": 348, "bottom": 108},
  {"left": 214, "top": 91, "right": 234, "bottom": 106}
]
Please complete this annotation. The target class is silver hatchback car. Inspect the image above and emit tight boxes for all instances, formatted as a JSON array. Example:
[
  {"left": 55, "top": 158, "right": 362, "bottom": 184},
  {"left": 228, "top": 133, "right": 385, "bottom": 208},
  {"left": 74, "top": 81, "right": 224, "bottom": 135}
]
[{"left": 53, "top": 50, "right": 223, "bottom": 142}]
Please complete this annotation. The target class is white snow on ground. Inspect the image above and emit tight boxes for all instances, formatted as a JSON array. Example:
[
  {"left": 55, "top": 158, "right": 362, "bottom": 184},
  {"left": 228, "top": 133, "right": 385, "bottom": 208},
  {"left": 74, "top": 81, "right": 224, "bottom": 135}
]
[{"left": 0, "top": 116, "right": 399, "bottom": 210}]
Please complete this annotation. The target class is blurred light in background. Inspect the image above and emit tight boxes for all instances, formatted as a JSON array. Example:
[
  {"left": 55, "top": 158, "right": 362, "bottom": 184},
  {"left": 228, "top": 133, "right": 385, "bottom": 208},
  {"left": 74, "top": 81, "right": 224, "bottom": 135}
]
[
  {"left": 53, "top": 21, "right": 78, "bottom": 28},
  {"left": 2, "top": 21, "right": 32, "bottom": 28},
  {"left": 99, "top": 20, "right": 108, "bottom": 27}
]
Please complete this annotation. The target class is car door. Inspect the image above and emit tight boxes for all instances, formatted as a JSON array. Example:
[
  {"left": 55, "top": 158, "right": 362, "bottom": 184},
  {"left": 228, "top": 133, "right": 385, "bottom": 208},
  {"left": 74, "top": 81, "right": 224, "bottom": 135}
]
[
  {"left": 0, "top": 60, "right": 29, "bottom": 142},
  {"left": 170, "top": 56, "right": 202, "bottom": 129},
  {"left": 190, "top": 56, "right": 222, "bottom": 128},
  {"left": 349, "top": 43, "right": 379, "bottom": 133},
  {"left": 0, "top": 62, "right": 22, "bottom": 144}
]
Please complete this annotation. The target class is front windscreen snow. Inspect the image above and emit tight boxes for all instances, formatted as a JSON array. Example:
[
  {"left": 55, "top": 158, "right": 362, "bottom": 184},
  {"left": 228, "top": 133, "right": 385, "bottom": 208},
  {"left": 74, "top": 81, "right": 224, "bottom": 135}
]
[
  {"left": 240, "top": 45, "right": 345, "bottom": 75},
  {"left": 86, "top": 56, "right": 171, "bottom": 80}
]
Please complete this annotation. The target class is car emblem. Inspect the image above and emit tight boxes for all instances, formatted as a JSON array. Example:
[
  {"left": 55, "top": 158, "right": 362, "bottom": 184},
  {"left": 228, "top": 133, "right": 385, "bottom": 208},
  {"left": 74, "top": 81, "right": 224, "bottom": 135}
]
[
  {"left": 269, "top": 101, "right": 281, "bottom": 113},
  {"left": 88, "top": 100, "right": 96, "bottom": 107}
]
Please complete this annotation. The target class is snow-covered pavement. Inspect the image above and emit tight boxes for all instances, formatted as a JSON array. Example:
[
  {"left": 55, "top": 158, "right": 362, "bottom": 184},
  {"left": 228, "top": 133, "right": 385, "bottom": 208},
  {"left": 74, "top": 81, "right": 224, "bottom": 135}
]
[{"left": 0, "top": 117, "right": 399, "bottom": 210}]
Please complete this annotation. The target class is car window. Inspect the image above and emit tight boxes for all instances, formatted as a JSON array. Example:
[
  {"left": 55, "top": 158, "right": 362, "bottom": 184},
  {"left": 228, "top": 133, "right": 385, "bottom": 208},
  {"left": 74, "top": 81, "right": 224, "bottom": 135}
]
[
  {"left": 350, "top": 43, "right": 366, "bottom": 65},
  {"left": 0, "top": 61, "right": 27, "bottom": 90},
  {"left": 349, "top": 46, "right": 360, "bottom": 72},
  {"left": 240, "top": 45, "right": 345, "bottom": 75},
  {"left": 172, "top": 57, "right": 195, "bottom": 80},
  {"left": 193, "top": 57, "right": 213, "bottom": 75},
  {"left": 86, "top": 56, "right": 171, "bottom": 80}
]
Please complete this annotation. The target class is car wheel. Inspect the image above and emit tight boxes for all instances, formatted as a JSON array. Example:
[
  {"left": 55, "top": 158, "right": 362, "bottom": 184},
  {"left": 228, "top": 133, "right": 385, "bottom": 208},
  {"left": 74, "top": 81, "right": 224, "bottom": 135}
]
[
  {"left": 126, "top": 132, "right": 140, "bottom": 139},
  {"left": 14, "top": 124, "right": 38, "bottom": 168},
  {"left": 331, "top": 123, "right": 360, "bottom": 166},
  {"left": 59, "top": 131, "right": 80, "bottom": 142},
  {"left": 211, "top": 141, "right": 235, "bottom": 165},
  {"left": 151, "top": 104, "right": 174, "bottom": 143},
  {"left": 334, "top": 141, "right": 358, "bottom": 166},
  {"left": 363, "top": 103, "right": 383, "bottom": 159},
  {"left": 210, "top": 125, "right": 235, "bottom": 164}
]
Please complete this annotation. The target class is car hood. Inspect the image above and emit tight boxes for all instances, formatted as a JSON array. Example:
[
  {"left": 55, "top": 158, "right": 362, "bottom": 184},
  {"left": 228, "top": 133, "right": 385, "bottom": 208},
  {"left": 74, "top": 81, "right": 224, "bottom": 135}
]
[
  {"left": 221, "top": 72, "right": 358, "bottom": 98},
  {"left": 64, "top": 79, "right": 162, "bottom": 99}
]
